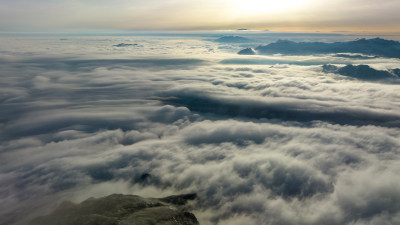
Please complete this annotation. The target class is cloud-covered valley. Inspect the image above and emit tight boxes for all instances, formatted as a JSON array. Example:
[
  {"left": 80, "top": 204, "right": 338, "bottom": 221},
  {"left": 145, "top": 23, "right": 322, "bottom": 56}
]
[{"left": 0, "top": 35, "right": 400, "bottom": 225}]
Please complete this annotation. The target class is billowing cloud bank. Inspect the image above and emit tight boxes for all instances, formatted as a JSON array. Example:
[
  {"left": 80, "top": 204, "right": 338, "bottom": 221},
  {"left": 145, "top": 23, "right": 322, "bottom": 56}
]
[{"left": 0, "top": 35, "right": 400, "bottom": 225}]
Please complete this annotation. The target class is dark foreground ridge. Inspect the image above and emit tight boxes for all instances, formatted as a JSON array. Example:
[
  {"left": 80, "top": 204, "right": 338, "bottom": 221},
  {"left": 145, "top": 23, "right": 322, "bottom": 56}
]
[
  {"left": 29, "top": 194, "right": 199, "bottom": 225},
  {"left": 240, "top": 38, "right": 400, "bottom": 58}
]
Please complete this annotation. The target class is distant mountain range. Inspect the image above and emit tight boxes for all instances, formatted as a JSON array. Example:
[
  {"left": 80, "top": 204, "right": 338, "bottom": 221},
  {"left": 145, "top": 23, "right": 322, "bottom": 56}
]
[
  {"left": 113, "top": 43, "right": 141, "bottom": 47},
  {"left": 238, "top": 38, "right": 400, "bottom": 58},
  {"left": 214, "top": 36, "right": 253, "bottom": 43}
]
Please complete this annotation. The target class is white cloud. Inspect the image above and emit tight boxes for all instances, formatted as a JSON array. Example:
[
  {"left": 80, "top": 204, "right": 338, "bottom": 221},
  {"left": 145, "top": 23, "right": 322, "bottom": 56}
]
[{"left": 0, "top": 35, "right": 399, "bottom": 225}]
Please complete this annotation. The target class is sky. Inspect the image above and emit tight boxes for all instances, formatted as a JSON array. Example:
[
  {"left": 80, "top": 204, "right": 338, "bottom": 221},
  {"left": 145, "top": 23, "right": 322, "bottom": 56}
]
[{"left": 1, "top": 0, "right": 400, "bottom": 33}]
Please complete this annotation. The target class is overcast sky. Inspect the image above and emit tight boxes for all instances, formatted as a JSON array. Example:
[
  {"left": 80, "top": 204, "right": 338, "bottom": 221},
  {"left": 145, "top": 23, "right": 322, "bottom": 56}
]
[{"left": 0, "top": 0, "right": 400, "bottom": 33}]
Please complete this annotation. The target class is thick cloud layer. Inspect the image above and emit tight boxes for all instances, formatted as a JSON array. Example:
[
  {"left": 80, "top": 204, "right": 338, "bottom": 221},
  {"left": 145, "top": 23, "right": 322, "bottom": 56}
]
[{"left": 0, "top": 35, "right": 400, "bottom": 225}]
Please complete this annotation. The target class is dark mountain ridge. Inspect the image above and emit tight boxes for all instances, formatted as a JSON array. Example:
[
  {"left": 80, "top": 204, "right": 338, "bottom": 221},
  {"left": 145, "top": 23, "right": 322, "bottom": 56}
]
[
  {"left": 322, "top": 64, "right": 400, "bottom": 81},
  {"left": 242, "top": 38, "right": 400, "bottom": 58}
]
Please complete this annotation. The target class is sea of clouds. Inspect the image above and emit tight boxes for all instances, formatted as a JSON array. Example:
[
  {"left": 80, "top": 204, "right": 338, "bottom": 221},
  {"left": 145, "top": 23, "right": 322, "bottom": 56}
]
[{"left": 1, "top": 34, "right": 400, "bottom": 225}]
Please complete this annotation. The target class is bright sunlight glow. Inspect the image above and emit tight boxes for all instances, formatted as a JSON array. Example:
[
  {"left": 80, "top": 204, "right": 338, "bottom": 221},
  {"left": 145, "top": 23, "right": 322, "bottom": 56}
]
[{"left": 231, "top": 0, "right": 311, "bottom": 15}]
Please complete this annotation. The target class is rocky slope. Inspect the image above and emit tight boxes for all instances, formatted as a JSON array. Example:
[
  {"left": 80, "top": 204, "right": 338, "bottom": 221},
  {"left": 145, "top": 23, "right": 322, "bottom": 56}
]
[{"left": 29, "top": 194, "right": 199, "bottom": 225}]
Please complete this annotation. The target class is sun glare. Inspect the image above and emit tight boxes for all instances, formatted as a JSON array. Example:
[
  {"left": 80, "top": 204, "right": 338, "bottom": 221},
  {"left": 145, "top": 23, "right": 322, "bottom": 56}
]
[{"left": 231, "top": 0, "right": 310, "bottom": 15}]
